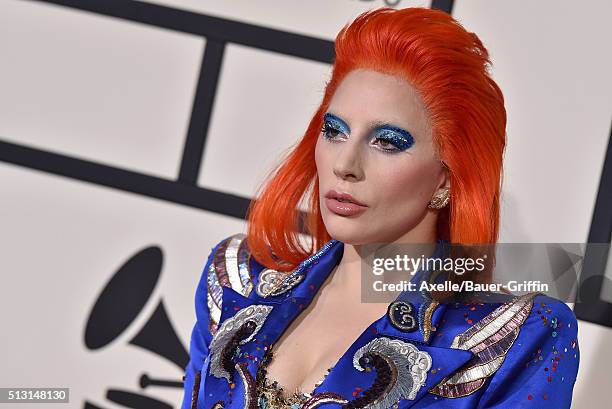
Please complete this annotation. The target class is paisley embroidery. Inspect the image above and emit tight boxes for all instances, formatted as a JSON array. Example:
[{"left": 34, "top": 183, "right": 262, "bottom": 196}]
[
  {"left": 429, "top": 291, "right": 541, "bottom": 398},
  {"left": 209, "top": 304, "right": 273, "bottom": 381},
  {"left": 387, "top": 301, "right": 418, "bottom": 332},
  {"left": 348, "top": 337, "right": 433, "bottom": 408},
  {"left": 207, "top": 233, "right": 254, "bottom": 334}
]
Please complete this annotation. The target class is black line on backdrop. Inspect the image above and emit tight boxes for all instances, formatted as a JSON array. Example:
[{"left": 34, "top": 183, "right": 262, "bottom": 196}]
[
  {"left": 179, "top": 40, "right": 225, "bottom": 184},
  {"left": 0, "top": 139, "right": 310, "bottom": 231},
  {"left": 430, "top": 0, "right": 454, "bottom": 14},
  {"left": 0, "top": 139, "right": 248, "bottom": 218},
  {"left": 574, "top": 120, "right": 612, "bottom": 327},
  {"left": 29, "top": 0, "right": 335, "bottom": 63}
]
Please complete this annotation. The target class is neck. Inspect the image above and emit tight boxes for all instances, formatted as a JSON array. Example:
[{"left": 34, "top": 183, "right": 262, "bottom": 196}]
[{"left": 326, "top": 229, "right": 439, "bottom": 300}]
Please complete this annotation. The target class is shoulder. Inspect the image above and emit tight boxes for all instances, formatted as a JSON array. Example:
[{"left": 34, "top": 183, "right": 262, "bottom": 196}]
[
  {"left": 442, "top": 291, "right": 578, "bottom": 338},
  {"left": 431, "top": 292, "right": 579, "bottom": 403},
  {"left": 523, "top": 293, "right": 578, "bottom": 340},
  {"left": 447, "top": 291, "right": 579, "bottom": 354},
  {"left": 469, "top": 292, "right": 579, "bottom": 348},
  {"left": 195, "top": 232, "right": 259, "bottom": 337}
]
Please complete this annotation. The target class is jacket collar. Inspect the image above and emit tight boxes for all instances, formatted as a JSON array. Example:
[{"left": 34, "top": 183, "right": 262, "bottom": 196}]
[
  {"left": 245, "top": 238, "right": 452, "bottom": 345},
  {"left": 203, "top": 238, "right": 473, "bottom": 409}
]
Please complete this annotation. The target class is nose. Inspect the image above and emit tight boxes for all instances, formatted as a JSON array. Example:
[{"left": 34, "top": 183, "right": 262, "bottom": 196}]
[{"left": 333, "top": 137, "right": 365, "bottom": 182}]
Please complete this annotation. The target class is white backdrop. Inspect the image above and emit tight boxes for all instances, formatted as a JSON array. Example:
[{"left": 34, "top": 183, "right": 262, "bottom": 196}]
[{"left": 1, "top": 0, "right": 611, "bottom": 408}]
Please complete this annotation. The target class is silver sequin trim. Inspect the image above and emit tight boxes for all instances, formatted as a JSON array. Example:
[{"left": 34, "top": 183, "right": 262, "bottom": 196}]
[
  {"left": 225, "top": 234, "right": 253, "bottom": 295},
  {"left": 207, "top": 261, "right": 223, "bottom": 328},
  {"left": 207, "top": 234, "right": 255, "bottom": 331},
  {"left": 451, "top": 292, "right": 537, "bottom": 349},
  {"left": 430, "top": 292, "right": 540, "bottom": 398},
  {"left": 445, "top": 355, "right": 505, "bottom": 385}
]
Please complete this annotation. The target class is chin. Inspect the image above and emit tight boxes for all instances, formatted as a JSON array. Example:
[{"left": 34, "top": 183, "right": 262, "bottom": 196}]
[{"left": 323, "top": 216, "right": 373, "bottom": 245}]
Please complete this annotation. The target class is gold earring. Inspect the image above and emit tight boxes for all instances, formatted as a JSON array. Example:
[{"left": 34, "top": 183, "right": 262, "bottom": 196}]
[{"left": 428, "top": 187, "right": 450, "bottom": 209}]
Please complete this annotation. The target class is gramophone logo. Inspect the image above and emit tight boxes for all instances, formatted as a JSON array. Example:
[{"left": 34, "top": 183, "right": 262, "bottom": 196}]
[{"left": 83, "top": 246, "right": 187, "bottom": 409}]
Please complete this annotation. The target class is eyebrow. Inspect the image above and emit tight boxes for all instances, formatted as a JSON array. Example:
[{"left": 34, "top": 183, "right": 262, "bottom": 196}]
[{"left": 325, "top": 111, "right": 412, "bottom": 137}]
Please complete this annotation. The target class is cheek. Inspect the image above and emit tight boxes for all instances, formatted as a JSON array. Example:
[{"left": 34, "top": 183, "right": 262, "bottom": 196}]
[
  {"left": 372, "top": 159, "right": 436, "bottom": 209},
  {"left": 314, "top": 138, "right": 329, "bottom": 178}
]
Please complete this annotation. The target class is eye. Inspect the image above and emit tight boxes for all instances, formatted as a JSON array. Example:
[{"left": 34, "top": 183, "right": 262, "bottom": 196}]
[
  {"left": 321, "top": 120, "right": 345, "bottom": 141},
  {"left": 372, "top": 129, "right": 414, "bottom": 153}
]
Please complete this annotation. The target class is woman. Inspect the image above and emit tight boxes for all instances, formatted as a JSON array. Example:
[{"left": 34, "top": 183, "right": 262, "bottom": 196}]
[{"left": 181, "top": 7, "right": 579, "bottom": 409}]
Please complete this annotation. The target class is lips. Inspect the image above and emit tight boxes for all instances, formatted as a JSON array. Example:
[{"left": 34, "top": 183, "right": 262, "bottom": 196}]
[
  {"left": 324, "top": 190, "right": 367, "bottom": 207},
  {"left": 324, "top": 189, "right": 368, "bottom": 217}
]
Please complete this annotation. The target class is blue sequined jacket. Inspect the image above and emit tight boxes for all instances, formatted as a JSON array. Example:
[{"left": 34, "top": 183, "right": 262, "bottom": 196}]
[{"left": 181, "top": 233, "right": 580, "bottom": 409}]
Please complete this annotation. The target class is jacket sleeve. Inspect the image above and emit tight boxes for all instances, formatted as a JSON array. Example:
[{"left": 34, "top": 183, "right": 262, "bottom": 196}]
[
  {"left": 180, "top": 241, "right": 221, "bottom": 409},
  {"left": 476, "top": 296, "right": 580, "bottom": 409}
]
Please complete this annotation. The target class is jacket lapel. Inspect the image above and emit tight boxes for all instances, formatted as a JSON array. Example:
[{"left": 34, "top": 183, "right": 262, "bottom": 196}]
[
  {"left": 305, "top": 292, "right": 474, "bottom": 408},
  {"left": 200, "top": 239, "right": 473, "bottom": 409}
]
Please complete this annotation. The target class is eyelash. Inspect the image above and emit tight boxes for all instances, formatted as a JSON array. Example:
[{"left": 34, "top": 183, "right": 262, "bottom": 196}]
[{"left": 320, "top": 122, "right": 413, "bottom": 153}]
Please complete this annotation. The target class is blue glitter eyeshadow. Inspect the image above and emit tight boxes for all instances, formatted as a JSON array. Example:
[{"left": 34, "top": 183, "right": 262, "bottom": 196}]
[
  {"left": 323, "top": 112, "right": 351, "bottom": 135},
  {"left": 375, "top": 126, "right": 415, "bottom": 152},
  {"left": 322, "top": 112, "right": 415, "bottom": 152}
]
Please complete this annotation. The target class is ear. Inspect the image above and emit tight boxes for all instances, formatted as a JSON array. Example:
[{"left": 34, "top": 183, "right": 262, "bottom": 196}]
[{"left": 435, "top": 162, "right": 450, "bottom": 194}]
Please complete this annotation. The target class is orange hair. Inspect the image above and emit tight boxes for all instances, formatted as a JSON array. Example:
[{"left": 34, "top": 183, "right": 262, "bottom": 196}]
[{"left": 246, "top": 7, "right": 507, "bottom": 272}]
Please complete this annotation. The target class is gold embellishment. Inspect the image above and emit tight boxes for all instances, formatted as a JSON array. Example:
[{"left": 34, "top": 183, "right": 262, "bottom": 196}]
[
  {"left": 255, "top": 344, "right": 337, "bottom": 408},
  {"left": 429, "top": 292, "right": 540, "bottom": 398},
  {"left": 422, "top": 301, "right": 440, "bottom": 342}
]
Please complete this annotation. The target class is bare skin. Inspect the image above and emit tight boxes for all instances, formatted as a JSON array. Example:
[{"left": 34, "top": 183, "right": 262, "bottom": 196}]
[
  {"left": 264, "top": 68, "right": 448, "bottom": 397},
  {"left": 264, "top": 263, "right": 391, "bottom": 395}
]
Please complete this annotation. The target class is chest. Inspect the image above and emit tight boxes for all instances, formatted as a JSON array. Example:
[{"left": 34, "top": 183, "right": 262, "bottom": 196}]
[{"left": 263, "top": 289, "right": 391, "bottom": 395}]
